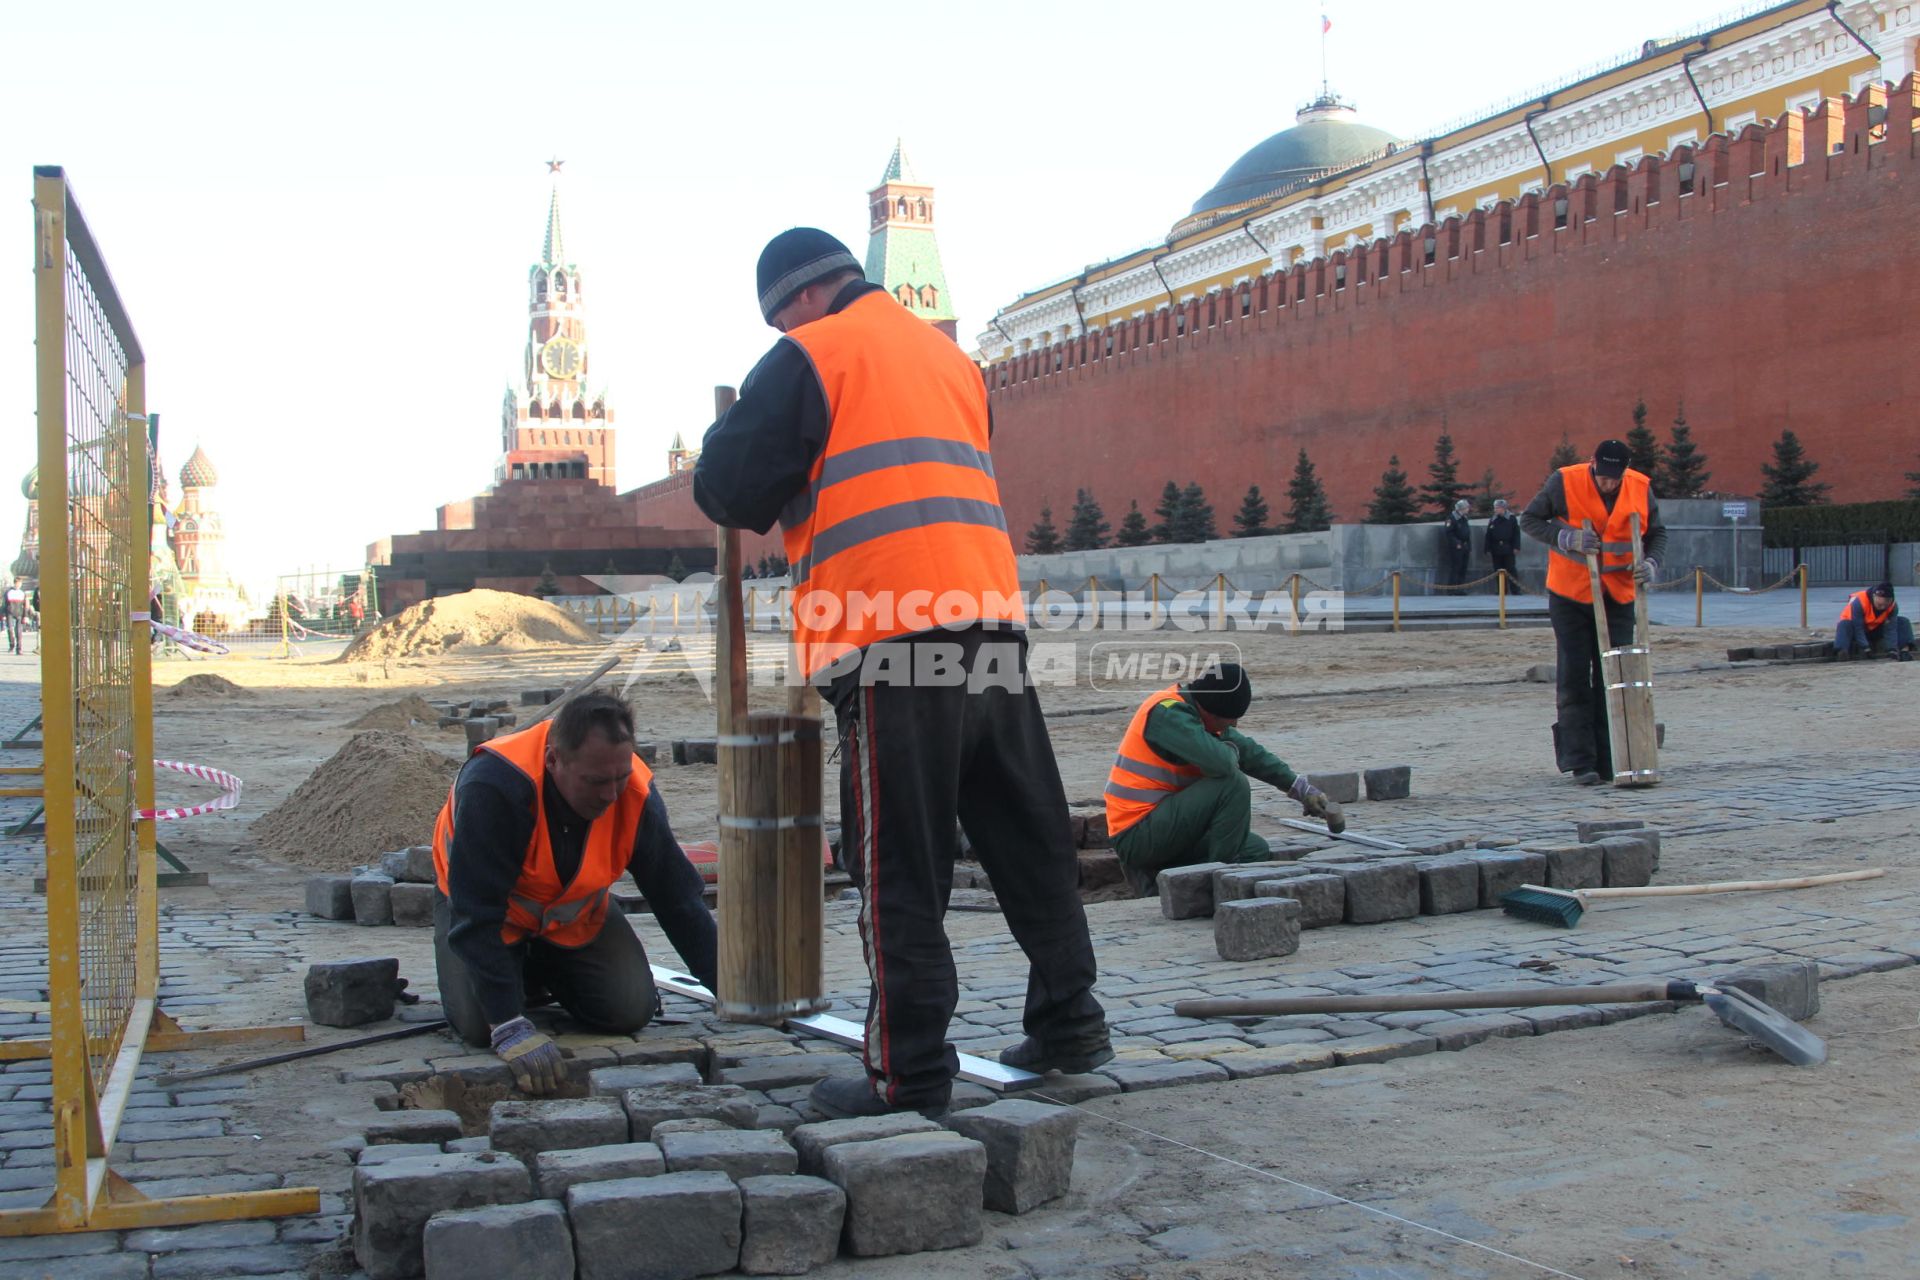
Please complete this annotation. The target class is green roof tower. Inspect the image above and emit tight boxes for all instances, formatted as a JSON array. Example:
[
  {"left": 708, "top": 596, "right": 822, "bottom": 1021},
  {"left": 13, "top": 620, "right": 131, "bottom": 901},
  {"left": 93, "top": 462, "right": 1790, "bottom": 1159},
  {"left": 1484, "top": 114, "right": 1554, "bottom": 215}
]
[{"left": 863, "top": 139, "right": 958, "bottom": 341}]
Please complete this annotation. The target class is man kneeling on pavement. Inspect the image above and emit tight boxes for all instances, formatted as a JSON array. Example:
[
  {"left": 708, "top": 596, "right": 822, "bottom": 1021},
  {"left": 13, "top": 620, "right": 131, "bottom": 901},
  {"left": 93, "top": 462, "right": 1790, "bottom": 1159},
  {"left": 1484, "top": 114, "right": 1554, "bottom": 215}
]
[
  {"left": 1107, "top": 663, "right": 1345, "bottom": 896},
  {"left": 432, "top": 693, "right": 718, "bottom": 1093},
  {"left": 1835, "top": 582, "right": 1914, "bottom": 661}
]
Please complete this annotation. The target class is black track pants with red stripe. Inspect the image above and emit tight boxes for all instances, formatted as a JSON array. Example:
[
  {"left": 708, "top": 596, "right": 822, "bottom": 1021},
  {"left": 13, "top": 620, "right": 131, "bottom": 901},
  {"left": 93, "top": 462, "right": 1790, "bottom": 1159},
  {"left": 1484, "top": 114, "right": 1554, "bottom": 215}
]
[{"left": 827, "top": 628, "right": 1104, "bottom": 1109}]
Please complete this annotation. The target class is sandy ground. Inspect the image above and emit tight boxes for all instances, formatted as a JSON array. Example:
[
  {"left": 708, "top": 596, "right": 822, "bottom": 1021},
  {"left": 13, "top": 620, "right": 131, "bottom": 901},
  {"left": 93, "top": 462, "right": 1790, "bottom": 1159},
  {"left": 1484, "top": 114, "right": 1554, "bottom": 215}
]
[{"left": 134, "top": 615, "right": 1920, "bottom": 1277}]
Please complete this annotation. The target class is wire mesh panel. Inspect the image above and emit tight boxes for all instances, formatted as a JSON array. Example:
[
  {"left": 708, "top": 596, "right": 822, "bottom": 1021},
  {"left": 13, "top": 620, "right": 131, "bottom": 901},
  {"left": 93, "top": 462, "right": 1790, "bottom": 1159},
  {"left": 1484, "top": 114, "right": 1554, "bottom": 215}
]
[
  {"left": 61, "top": 240, "right": 139, "bottom": 1089},
  {"left": 29, "top": 166, "right": 150, "bottom": 1228},
  {"left": 272, "top": 566, "right": 380, "bottom": 650},
  {"left": 8, "top": 167, "right": 317, "bottom": 1239}
]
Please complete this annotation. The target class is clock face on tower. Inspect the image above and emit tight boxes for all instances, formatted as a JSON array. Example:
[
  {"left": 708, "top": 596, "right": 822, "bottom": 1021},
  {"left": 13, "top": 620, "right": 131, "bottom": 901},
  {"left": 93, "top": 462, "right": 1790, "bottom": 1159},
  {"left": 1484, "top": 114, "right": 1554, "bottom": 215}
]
[{"left": 540, "top": 336, "right": 583, "bottom": 379}]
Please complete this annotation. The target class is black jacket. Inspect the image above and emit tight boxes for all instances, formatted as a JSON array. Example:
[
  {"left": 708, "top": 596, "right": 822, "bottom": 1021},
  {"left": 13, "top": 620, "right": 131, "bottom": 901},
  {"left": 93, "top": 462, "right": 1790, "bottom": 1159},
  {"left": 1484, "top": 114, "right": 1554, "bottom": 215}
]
[
  {"left": 1484, "top": 513, "right": 1520, "bottom": 556},
  {"left": 442, "top": 752, "right": 717, "bottom": 1025},
  {"left": 693, "top": 279, "right": 884, "bottom": 533}
]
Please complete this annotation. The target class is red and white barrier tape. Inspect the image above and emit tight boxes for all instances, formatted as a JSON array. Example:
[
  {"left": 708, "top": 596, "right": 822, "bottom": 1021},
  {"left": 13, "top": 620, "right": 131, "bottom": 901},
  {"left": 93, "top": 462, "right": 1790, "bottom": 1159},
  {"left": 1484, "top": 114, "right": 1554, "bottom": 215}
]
[
  {"left": 150, "top": 619, "right": 230, "bottom": 655},
  {"left": 140, "top": 758, "right": 242, "bottom": 821}
]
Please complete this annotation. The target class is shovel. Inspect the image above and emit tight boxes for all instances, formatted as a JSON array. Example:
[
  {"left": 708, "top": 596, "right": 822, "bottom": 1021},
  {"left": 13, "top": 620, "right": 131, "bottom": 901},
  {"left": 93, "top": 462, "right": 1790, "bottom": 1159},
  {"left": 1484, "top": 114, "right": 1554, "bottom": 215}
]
[{"left": 1173, "top": 978, "right": 1825, "bottom": 1066}]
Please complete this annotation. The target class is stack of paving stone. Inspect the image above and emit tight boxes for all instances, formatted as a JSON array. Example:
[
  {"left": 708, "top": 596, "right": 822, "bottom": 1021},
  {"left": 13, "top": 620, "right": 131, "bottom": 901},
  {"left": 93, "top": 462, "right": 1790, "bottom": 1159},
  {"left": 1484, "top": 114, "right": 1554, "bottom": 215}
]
[
  {"left": 1727, "top": 641, "right": 1837, "bottom": 662},
  {"left": 349, "top": 1056, "right": 1080, "bottom": 1278},
  {"left": 1157, "top": 820, "right": 1662, "bottom": 960},
  {"left": 432, "top": 698, "right": 521, "bottom": 749},
  {"left": 305, "top": 846, "right": 438, "bottom": 928}
]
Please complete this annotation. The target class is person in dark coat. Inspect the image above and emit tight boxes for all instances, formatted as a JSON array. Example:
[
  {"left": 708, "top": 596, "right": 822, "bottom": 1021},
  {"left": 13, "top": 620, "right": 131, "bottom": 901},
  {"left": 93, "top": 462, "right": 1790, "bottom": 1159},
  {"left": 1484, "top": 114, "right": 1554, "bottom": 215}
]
[
  {"left": 1835, "top": 583, "right": 1914, "bottom": 660},
  {"left": 1442, "top": 499, "right": 1473, "bottom": 587},
  {"left": 1484, "top": 498, "right": 1522, "bottom": 590}
]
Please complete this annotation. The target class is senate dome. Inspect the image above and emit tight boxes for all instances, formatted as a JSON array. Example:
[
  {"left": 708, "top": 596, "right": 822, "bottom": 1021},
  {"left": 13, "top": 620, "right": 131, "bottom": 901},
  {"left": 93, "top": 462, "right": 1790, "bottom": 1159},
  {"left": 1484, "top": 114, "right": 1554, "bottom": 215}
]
[
  {"left": 180, "top": 445, "right": 219, "bottom": 489},
  {"left": 21, "top": 466, "right": 36, "bottom": 502},
  {"left": 1180, "top": 95, "right": 1401, "bottom": 232}
]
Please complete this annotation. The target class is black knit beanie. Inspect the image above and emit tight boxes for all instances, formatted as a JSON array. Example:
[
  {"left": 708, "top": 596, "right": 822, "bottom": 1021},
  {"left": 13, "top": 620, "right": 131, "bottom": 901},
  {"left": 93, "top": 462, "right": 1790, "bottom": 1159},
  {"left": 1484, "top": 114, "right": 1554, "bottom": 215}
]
[
  {"left": 756, "top": 228, "right": 861, "bottom": 322},
  {"left": 1872, "top": 582, "right": 1894, "bottom": 600},
  {"left": 1186, "top": 662, "right": 1252, "bottom": 720}
]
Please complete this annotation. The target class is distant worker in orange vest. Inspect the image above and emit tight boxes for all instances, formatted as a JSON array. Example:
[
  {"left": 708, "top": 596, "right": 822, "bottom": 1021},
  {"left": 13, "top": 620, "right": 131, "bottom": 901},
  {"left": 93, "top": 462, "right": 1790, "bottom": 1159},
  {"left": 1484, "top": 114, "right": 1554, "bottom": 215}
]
[
  {"left": 1519, "top": 439, "right": 1668, "bottom": 785},
  {"left": 1107, "top": 663, "right": 1345, "bottom": 897},
  {"left": 1835, "top": 582, "right": 1913, "bottom": 660},
  {"left": 432, "top": 693, "right": 717, "bottom": 1094},
  {"left": 693, "top": 228, "right": 1107, "bottom": 1120}
]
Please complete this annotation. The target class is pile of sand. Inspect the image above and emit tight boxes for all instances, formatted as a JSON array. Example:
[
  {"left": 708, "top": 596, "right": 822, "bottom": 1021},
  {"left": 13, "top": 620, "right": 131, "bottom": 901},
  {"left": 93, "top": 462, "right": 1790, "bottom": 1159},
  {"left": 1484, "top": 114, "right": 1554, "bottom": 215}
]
[
  {"left": 339, "top": 589, "right": 600, "bottom": 663},
  {"left": 345, "top": 695, "right": 442, "bottom": 731},
  {"left": 165, "top": 673, "right": 251, "bottom": 699},
  {"left": 250, "top": 730, "right": 460, "bottom": 870}
]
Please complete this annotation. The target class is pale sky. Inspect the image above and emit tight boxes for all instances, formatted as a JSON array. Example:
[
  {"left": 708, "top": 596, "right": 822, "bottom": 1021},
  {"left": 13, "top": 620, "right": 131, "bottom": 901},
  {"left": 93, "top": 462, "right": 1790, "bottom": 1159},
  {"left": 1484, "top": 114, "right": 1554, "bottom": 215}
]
[{"left": 1, "top": 0, "right": 1739, "bottom": 598}]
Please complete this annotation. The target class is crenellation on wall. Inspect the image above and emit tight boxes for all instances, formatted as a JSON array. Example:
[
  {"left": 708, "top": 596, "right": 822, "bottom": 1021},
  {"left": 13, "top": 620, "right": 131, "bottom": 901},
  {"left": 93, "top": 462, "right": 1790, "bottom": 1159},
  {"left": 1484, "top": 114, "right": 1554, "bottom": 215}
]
[{"left": 972, "top": 76, "right": 1917, "bottom": 531}]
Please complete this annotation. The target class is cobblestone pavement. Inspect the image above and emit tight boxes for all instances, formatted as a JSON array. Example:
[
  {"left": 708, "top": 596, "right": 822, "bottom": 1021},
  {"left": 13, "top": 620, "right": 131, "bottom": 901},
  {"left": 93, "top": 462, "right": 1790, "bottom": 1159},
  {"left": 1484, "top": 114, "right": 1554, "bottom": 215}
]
[{"left": 0, "top": 645, "right": 1912, "bottom": 1278}]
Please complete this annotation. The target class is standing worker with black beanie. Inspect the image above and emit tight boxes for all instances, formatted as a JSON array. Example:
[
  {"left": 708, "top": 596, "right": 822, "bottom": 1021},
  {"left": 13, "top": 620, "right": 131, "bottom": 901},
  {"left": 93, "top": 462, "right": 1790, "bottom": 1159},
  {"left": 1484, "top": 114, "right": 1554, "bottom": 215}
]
[
  {"left": 694, "top": 228, "right": 1108, "bottom": 1118},
  {"left": 1520, "top": 439, "right": 1668, "bottom": 784},
  {"left": 1106, "top": 663, "right": 1345, "bottom": 896}
]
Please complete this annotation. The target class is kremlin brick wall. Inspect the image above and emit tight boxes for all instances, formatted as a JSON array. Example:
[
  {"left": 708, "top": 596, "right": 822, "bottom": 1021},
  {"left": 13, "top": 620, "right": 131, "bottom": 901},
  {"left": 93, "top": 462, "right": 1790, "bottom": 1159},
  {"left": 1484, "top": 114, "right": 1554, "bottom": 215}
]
[{"left": 979, "top": 80, "right": 1919, "bottom": 536}]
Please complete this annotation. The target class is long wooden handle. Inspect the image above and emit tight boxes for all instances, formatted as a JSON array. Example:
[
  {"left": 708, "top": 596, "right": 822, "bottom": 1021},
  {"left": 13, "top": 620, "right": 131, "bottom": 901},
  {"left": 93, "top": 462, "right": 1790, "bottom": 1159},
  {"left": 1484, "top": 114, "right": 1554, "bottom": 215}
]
[
  {"left": 527, "top": 651, "right": 622, "bottom": 727},
  {"left": 1175, "top": 980, "right": 1687, "bottom": 1019},
  {"left": 1630, "top": 510, "right": 1650, "bottom": 646},
  {"left": 713, "top": 386, "right": 746, "bottom": 736},
  {"left": 1582, "top": 518, "right": 1609, "bottom": 639},
  {"left": 1557, "top": 868, "right": 1885, "bottom": 902}
]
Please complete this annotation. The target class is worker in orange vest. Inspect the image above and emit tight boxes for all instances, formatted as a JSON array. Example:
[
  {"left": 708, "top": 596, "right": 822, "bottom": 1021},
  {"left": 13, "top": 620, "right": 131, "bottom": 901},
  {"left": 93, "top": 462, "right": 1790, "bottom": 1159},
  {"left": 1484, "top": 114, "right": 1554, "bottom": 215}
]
[
  {"left": 694, "top": 228, "right": 1106, "bottom": 1120},
  {"left": 1519, "top": 439, "right": 1668, "bottom": 785},
  {"left": 1106, "top": 663, "right": 1344, "bottom": 897},
  {"left": 1835, "top": 582, "right": 1913, "bottom": 660},
  {"left": 432, "top": 693, "right": 717, "bottom": 1094}
]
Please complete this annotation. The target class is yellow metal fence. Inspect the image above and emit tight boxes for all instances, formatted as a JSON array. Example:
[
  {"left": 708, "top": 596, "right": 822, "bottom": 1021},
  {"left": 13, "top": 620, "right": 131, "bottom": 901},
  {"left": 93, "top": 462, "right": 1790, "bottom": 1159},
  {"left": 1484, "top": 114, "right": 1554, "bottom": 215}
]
[{"left": 1, "top": 167, "right": 315, "bottom": 1239}]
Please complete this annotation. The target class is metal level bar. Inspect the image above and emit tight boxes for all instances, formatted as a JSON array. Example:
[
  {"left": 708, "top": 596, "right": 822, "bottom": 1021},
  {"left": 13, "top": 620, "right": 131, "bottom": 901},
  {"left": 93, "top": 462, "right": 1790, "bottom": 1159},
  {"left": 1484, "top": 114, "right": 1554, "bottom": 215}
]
[
  {"left": 649, "top": 964, "right": 1040, "bottom": 1091},
  {"left": 1278, "top": 818, "right": 1410, "bottom": 851}
]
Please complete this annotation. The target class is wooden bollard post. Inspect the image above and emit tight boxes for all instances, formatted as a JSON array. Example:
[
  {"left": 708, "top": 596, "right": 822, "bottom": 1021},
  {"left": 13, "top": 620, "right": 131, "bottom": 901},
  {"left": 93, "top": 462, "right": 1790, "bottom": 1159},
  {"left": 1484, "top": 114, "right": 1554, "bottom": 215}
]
[
  {"left": 1391, "top": 572, "right": 1401, "bottom": 633},
  {"left": 1695, "top": 567, "right": 1705, "bottom": 628},
  {"left": 1497, "top": 569, "right": 1507, "bottom": 629},
  {"left": 712, "top": 385, "right": 825, "bottom": 1023}
]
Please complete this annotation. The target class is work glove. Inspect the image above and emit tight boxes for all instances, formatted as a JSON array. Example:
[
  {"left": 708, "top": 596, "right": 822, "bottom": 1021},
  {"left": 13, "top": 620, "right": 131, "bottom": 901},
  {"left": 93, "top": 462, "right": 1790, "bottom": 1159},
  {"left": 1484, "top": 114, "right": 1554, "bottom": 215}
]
[
  {"left": 1286, "top": 777, "right": 1346, "bottom": 833},
  {"left": 1557, "top": 526, "right": 1601, "bottom": 556},
  {"left": 490, "top": 1016, "right": 565, "bottom": 1095},
  {"left": 1634, "top": 557, "right": 1659, "bottom": 585}
]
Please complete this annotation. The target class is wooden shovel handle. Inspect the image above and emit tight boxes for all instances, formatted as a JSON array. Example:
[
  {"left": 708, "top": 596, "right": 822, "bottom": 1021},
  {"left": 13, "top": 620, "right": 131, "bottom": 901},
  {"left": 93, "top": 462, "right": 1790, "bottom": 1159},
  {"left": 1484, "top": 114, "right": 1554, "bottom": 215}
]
[
  {"left": 1175, "top": 980, "right": 1691, "bottom": 1019},
  {"left": 1556, "top": 868, "right": 1885, "bottom": 901},
  {"left": 713, "top": 386, "right": 746, "bottom": 736}
]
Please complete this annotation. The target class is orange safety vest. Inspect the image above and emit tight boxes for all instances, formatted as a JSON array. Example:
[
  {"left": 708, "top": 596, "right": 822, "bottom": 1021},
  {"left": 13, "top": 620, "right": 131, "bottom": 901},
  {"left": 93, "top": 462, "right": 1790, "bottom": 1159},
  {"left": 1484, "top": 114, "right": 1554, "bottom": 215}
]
[
  {"left": 1105, "top": 685, "right": 1207, "bottom": 837},
  {"left": 779, "top": 291, "right": 1024, "bottom": 679},
  {"left": 1842, "top": 590, "right": 1893, "bottom": 629},
  {"left": 1544, "top": 464, "right": 1652, "bottom": 605},
  {"left": 432, "top": 719, "right": 651, "bottom": 948}
]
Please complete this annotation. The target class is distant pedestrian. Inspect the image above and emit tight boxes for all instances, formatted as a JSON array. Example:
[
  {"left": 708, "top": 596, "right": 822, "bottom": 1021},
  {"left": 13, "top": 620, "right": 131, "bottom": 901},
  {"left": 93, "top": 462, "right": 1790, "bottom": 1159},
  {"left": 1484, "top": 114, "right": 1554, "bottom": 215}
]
[
  {"left": 1835, "top": 583, "right": 1914, "bottom": 661},
  {"left": 1484, "top": 498, "right": 1521, "bottom": 590},
  {"left": 3, "top": 583, "right": 23, "bottom": 653},
  {"left": 1442, "top": 499, "right": 1472, "bottom": 587}
]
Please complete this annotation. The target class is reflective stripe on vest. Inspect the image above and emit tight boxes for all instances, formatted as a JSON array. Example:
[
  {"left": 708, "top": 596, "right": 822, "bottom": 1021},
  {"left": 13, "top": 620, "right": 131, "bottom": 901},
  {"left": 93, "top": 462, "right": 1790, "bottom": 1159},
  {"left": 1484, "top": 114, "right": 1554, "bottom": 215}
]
[
  {"left": 1105, "top": 686, "right": 1206, "bottom": 837},
  {"left": 1543, "top": 465, "right": 1651, "bottom": 606},
  {"left": 779, "top": 291, "right": 1024, "bottom": 678},
  {"left": 431, "top": 719, "right": 652, "bottom": 948},
  {"left": 1842, "top": 590, "right": 1893, "bottom": 629}
]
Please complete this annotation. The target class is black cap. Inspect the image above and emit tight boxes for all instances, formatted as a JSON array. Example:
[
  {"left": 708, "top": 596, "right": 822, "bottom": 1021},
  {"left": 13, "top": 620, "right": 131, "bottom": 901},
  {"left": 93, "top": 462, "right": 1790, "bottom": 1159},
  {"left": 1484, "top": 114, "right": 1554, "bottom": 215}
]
[
  {"left": 756, "top": 228, "right": 861, "bottom": 323},
  {"left": 1592, "top": 439, "right": 1632, "bottom": 478},
  {"left": 1871, "top": 581, "right": 1895, "bottom": 599},
  {"left": 1186, "top": 662, "right": 1252, "bottom": 720}
]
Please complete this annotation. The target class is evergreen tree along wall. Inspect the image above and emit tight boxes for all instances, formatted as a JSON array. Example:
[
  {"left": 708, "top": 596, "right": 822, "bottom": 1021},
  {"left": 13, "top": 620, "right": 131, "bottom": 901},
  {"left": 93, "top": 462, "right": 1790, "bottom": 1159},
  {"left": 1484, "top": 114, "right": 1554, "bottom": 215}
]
[
  {"left": 1284, "top": 448, "right": 1334, "bottom": 533},
  {"left": 1173, "top": 483, "right": 1217, "bottom": 543},
  {"left": 1759, "top": 429, "right": 1830, "bottom": 507},
  {"left": 1025, "top": 505, "right": 1061, "bottom": 554},
  {"left": 1152, "top": 481, "right": 1182, "bottom": 543},
  {"left": 1658, "top": 403, "right": 1711, "bottom": 498},
  {"left": 1116, "top": 499, "right": 1153, "bottom": 546},
  {"left": 1064, "top": 488, "right": 1110, "bottom": 550},
  {"left": 1419, "top": 432, "right": 1467, "bottom": 517},
  {"left": 1232, "top": 485, "right": 1271, "bottom": 538},
  {"left": 1368, "top": 455, "right": 1419, "bottom": 524},
  {"left": 1625, "top": 398, "right": 1665, "bottom": 477}
]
